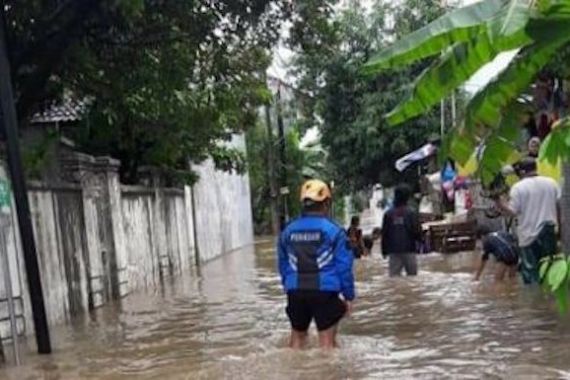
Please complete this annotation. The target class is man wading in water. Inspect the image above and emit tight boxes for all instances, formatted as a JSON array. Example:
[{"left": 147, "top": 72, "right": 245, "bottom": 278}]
[
  {"left": 495, "top": 158, "right": 560, "bottom": 284},
  {"left": 278, "top": 179, "right": 355, "bottom": 349},
  {"left": 381, "top": 184, "right": 422, "bottom": 276}
]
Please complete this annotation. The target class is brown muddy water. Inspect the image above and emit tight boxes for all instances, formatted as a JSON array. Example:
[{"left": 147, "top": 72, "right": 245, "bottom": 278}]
[{"left": 2, "top": 239, "right": 570, "bottom": 380}]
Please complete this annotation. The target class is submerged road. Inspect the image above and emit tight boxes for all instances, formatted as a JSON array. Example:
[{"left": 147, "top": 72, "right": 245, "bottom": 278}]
[{"left": 2, "top": 238, "right": 570, "bottom": 379}]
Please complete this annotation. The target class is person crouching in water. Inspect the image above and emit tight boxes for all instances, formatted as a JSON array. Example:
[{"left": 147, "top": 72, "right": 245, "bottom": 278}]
[
  {"left": 381, "top": 184, "right": 422, "bottom": 276},
  {"left": 474, "top": 226, "right": 519, "bottom": 282},
  {"left": 277, "top": 179, "right": 355, "bottom": 349}
]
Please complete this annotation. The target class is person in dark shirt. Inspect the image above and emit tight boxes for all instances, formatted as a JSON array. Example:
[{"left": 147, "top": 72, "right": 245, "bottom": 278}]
[
  {"left": 474, "top": 226, "right": 519, "bottom": 282},
  {"left": 381, "top": 184, "right": 422, "bottom": 276},
  {"left": 347, "top": 216, "right": 365, "bottom": 258}
]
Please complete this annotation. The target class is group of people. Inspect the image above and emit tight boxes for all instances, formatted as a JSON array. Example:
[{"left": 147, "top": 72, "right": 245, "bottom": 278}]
[
  {"left": 276, "top": 155, "right": 561, "bottom": 349},
  {"left": 277, "top": 179, "right": 424, "bottom": 349},
  {"left": 475, "top": 157, "right": 560, "bottom": 284},
  {"left": 347, "top": 185, "right": 421, "bottom": 277}
]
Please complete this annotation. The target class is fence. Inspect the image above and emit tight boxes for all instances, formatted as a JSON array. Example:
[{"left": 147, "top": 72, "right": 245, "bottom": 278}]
[{"left": 0, "top": 152, "right": 254, "bottom": 341}]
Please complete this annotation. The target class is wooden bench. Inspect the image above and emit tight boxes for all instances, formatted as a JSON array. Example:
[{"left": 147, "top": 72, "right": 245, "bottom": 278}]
[{"left": 428, "top": 220, "right": 477, "bottom": 254}]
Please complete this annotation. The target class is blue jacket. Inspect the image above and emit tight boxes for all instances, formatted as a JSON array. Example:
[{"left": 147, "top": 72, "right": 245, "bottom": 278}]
[{"left": 277, "top": 215, "right": 355, "bottom": 301}]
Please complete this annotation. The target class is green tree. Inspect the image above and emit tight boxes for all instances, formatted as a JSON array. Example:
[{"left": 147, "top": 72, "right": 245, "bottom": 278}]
[
  {"left": 363, "top": 0, "right": 570, "bottom": 311},
  {"left": 246, "top": 120, "right": 331, "bottom": 233},
  {"left": 4, "top": 0, "right": 287, "bottom": 182},
  {"left": 289, "top": 0, "right": 446, "bottom": 192}
]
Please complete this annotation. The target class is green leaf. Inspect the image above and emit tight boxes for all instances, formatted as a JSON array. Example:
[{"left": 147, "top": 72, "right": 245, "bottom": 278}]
[
  {"left": 537, "top": 0, "right": 552, "bottom": 14},
  {"left": 547, "top": 258, "right": 568, "bottom": 292},
  {"left": 539, "top": 128, "right": 564, "bottom": 165},
  {"left": 465, "top": 17, "right": 570, "bottom": 130},
  {"left": 386, "top": 29, "right": 531, "bottom": 126},
  {"left": 362, "top": 0, "right": 506, "bottom": 73},
  {"left": 489, "top": 0, "right": 532, "bottom": 37},
  {"left": 477, "top": 102, "right": 528, "bottom": 184},
  {"left": 539, "top": 257, "right": 552, "bottom": 283},
  {"left": 554, "top": 281, "right": 569, "bottom": 314},
  {"left": 115, "top": 0, "right": 145, "bottom": 17},
  {"left": 384, "top": 0, "right": 533, "bottom": 126},
  {"left": 449, "top": 130, "right": 477, "bottom": 165}
]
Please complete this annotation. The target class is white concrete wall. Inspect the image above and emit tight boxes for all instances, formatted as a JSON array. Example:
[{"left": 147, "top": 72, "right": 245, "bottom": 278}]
[
  {"left": 194, "top": 160, "right": 254, "bottom": 262},
  {"left": 0, "top": 151, "right": 254, "bottom": 340},
  {"left": 121, "top": 191, "right": 161, "bottom": 291}
]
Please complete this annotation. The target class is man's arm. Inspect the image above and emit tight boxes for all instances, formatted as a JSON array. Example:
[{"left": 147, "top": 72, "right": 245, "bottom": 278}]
[
  {"left": 333, "top": 230, "right": 355, "bottom": 302},
  {"left": 475, "top": 239, "right": 490, "bottom": 281},
  {"left": 495, "top": 190, "right": 518, "bottom": 218},
  {"left": 474, "top": 256, "right": 487, "bottom": 281}
]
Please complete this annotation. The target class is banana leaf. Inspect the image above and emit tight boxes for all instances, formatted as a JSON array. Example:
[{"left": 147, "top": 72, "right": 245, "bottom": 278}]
[
  {"left": 362, "top": 0, "right": 507, "bottom": 74},
  {"left": 386, "top": 30, "right": 531, "bottom": 126},
  {"left": 465, "top": 17, "right": 570, "bottom": 130},
  {"left": 383, "top": 0, "right": 533, "bottom": 125}
]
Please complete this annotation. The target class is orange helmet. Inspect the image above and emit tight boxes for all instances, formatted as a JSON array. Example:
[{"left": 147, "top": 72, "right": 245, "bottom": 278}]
[{"left": 300, "top": 179, "right": 332, "bottom": 203}]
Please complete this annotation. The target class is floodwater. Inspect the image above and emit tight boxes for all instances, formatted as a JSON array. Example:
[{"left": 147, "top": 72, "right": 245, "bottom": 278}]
[{"left": 3, "top": 239, "right": 570, "bottom": 380}]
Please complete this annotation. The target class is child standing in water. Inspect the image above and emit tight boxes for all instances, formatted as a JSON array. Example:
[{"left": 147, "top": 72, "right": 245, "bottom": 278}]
[{"left": 347, "top": 216, "right": 366, "bottom": 258}]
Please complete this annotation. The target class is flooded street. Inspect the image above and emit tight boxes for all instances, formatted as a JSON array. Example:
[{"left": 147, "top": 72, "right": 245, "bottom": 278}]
[{"left": 3, "top": 239, "right": 570, "bottom": 380}]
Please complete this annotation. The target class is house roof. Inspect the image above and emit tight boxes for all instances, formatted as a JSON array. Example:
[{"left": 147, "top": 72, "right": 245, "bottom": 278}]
[{"left": 30, "top": 98, "right": 90, "bottom": 124}]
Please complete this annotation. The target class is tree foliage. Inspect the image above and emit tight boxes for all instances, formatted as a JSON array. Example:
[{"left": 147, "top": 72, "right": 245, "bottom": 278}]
[
  {"left": 364, "top": 0, "right": 570, "bottom": 312},
  {"left": 246, "top": 119, "right": 331, "bottom": 233},
  {"left": 363, "top": 0, "right": 570, "bottom": 185},
  {"left": 289, "top": 0, "right": 446, "bottom": 192},
  {"left": 4, "top": 0, "right": 287, "bottom": 183}
]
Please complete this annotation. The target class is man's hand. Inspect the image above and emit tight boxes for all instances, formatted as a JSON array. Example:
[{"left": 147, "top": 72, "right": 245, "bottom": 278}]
[
  {"left": 494, "top": 196, "right": 515, "bottom": 218},
  {"left": 344, "top": 300, "right": 353, "bottom": 317}
]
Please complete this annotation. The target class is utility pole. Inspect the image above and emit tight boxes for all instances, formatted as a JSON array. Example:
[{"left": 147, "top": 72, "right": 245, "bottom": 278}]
[
  {"left": 440, "top": 99, "right": 445, "bottom": 139},
  {"left": 451, "top": 90, "right": 457, "bottom": 128},
  {"left": 264, "top": 103, "right": 280, "bottom": 234},
  {"left": 0, "top": 6, "right": 52, "bottom": 354},
  {"left": 276, "top": 83, "right": 289, "bottom": 226}
]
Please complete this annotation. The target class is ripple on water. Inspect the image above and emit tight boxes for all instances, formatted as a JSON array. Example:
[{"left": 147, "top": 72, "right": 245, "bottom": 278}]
[{"left": 2, "top": 248, "right": 570, "bottom": 379}]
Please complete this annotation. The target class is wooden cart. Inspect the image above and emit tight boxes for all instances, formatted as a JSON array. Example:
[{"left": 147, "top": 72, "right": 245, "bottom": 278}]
[{"left": 426, "top": 219, "right": 477, "bottom": 254}]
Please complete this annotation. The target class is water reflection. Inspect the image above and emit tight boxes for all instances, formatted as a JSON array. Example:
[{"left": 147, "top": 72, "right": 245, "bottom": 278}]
[{"left": 3, "top": 240, "right": 570, "bottom": 379}]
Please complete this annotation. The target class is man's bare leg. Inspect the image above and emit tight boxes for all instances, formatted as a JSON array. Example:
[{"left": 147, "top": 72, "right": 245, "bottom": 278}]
[
  {"left": 289, "top": 330, "right": 308, "bottom": 349},
  {"left": 494, "top": 263, "right": 507, "bottom": 282},
  {"left": 508, "top": 265, "right": 518, "bottom": 279},
  {"left": 318, "top": 325, "right": 338, "bottom": 350}
]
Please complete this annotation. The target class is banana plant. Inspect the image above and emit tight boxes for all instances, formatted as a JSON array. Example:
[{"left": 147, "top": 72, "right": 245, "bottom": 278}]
[
  {"left": 364, "top": 0, "right": 570, "bottom": 312},
  {"left": 363, "top": 0, "right": 570, "bottom": 184}
]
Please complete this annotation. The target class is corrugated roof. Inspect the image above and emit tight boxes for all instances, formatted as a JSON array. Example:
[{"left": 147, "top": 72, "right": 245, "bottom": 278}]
[{"left": 31, "top": 98, "right": 90, "bottom": 124}]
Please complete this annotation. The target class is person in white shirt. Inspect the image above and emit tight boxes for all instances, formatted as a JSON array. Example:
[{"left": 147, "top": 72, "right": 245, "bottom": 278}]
[{"left": 495, "top": 158, "right": 560, "bottom": 284}]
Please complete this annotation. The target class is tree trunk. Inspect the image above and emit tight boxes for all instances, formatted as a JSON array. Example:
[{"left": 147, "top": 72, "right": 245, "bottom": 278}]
[{"left": 561, "top": 162, "right": 570, "bottom": 253}]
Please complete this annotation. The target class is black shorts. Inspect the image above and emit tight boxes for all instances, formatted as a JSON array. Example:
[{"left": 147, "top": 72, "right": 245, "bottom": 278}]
[
  {"left": 286, "top": 290, "right": 346, "bottom": 332},
  {"left": 497, "top": 256, "right": 518, "bottom": 267}
]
